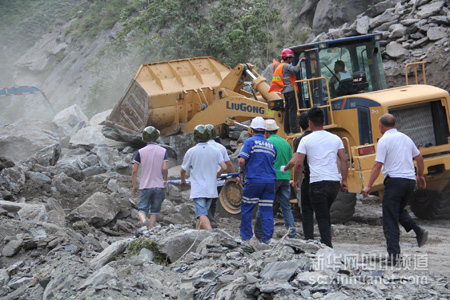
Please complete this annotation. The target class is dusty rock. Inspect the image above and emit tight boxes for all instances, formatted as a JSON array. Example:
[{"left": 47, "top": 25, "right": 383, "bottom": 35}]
[
  {"left": 93, "top": 146, "right": 122, "bottom": 171},
  {"left": 369, "top": 10, "right": 397, "bottom": 29},
  {"left": 0, "top": 121, "right": 60, "bottom": 162},
  {"left": 7, "top": 276, "right": 32, "bottom": 290},
  {"left": 385, "top": 41, "right": 409, "bottom": 58},
  {"left": 68, "top": 192, "right": 120, "bottom": 227},
  {"left": 79, "top": 265, "right": 118, "bottom": 290},
  {"left": 364, "top": 0, "right": 401, "bottom": 18},
  {"left": 356, "top": 16, "right": 370, "bottom": 34},
  {"left": 0, "top": 269, "right": 9, "bottom": 288},
  {"left": 137, "top": 248, "right": 154, "bottom": 263},
  {"left": 52, "top": 104, "right": 89, "bottom": 137},
  {"left": 83, "top": 165, "right": 107, "bottom": 177},
  {"left": 389, "top": 24, "right": 407, "bottom": 39},
  {"left": 33, "top": 143, "right": 61, "bottom": 167},
  {"left": 323, "top": 292, "right": 352, "bottom": 300},
  {"left": 168, "top": 134, "right": 196, "bottom": 164},
  {"left": 52, "top": 173, "right": 81, "bottom": 198},
  {"left": 260, "top": 260, "right": 303, "bottom": 281},
  {"left": 416, "top": 1, "right": 444, "bottom": 19},
  {"left": 296, "top": 271, "right": 330, "bottom": 285},
  {"left": 45, "top": 198, "right": 66, "bottom": 227},
  {"left": 2, "top": 239, "right": 23, "bottom": 257},
  {"left": 429, "top": 15, "right": 450, "bottom": 25},
  {"left": 427, "top": 26, "right": 448, "bottom": 41},
  {"left": 27, "top": 171, "right": 52, "bottom": 185},
  {"left": 90, "top": 240, "right": 129, "bottom": 269},
  {"left": 1, "top": 167, "right": 26, "bottom": 193},
  {"left": 70, "top": 125, "right": 125, "bottom": 149},
  {"left": 158, "top": 229, "right": 212, "bottom": 262},
  {"left": 90, "top": 109, "right": 112, "bottom": 126},
  {"left": 18, "top": 203, "right": 48, "bottom": 223}
]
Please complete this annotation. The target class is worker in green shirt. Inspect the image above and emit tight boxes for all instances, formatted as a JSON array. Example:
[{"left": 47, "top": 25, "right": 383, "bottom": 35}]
[{"left": 255, "top": 119, "right": 297, "bottom": 239}]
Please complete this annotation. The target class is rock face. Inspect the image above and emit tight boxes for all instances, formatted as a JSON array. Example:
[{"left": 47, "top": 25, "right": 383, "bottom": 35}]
[
  {"left": 68, "top": 192, "right": 120, "bottom": 227},
  {"left": 52, "top": 104, "right": 89, "bottom": 137},
  {"left": 310, "top": 0, "right": 378, "bottom": 33}
]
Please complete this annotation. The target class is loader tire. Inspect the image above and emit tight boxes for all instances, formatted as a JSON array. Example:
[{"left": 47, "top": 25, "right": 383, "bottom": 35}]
[
  {"left": 330, "top": 192, "right": 357, "bottom": 224},
  {"left": 216, "top": 180, "right": 242, "bottom": 220},
  {"left": 410, "top": 184, "right": 450, "bottom": 220}
]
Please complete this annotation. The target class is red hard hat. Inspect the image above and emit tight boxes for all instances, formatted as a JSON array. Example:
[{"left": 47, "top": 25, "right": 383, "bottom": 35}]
[{"left": 281, "top": 48, "right": 294, "bottom": 58}]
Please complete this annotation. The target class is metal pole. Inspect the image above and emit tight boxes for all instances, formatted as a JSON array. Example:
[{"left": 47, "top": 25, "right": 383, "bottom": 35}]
[{"left": 32, "top": 86, "right": 56, "bottom": 115}]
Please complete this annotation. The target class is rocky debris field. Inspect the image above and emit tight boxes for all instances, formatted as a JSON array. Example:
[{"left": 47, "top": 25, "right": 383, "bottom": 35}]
[
  {"left": 1, "top": 105, "right": 450, "bottom": 299},
  {"left": 311, "top": 0, "right": 450, "bottom": 91}
]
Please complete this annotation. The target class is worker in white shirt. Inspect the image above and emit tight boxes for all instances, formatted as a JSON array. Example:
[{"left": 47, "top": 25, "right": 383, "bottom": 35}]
[
  {"left": 205, "top": 124, "right": 237, "bottom": 228},
  {"left": 362, "top": 113, "right": 428, "bottom": 265},
  {"left": 284, "top": 107, "right": 348, "bottom": 248}
]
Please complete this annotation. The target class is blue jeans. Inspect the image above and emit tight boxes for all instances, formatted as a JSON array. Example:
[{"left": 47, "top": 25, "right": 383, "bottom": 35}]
[
  {"left": 255, "top": 180, "right": 296, "bottom": 239},
  {"left": 193, "top": 198, "right": 213, "bottom": 218},
  {"left": 240, "top": 181, "right": 275, "bottom": 243},
  {"left": 138, "top": 188, "right": 165, "bottom": 215}
]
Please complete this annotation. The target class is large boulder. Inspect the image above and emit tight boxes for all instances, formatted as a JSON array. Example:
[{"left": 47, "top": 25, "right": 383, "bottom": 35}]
[
  {"left": 312, "top": 0, "right": 377, "bottom": 33},
  {"left": 364, "top": 0, "right": 401, "bottom": 18},
  {"left": 0, "top": 120, "right": 60, "bottom": 162},
  {"left": 416, "top": 1, "right": 444, "bottom": 19},
  {"left": 67, "top": 192, "right": 120, "bottom": 227},
  {"left": 168, "top": 134, "right": 196, "bottom": 165},
  {"left": 52, "top": 104, "right": 89, "bottom": 137},
  {"left": 92, "top": 146, "right": 122, "bottom": 171},
  {"left": 157, "top": 229, "right": 212, "bottom": 262},
  {"left": 32, "top": 143, "right": 61, "bottom": 167},
  {"left": 385, "top": 41, "right": 409, "bottom": 58},
  {"left": 89, "top": 109, "right": 113, "bottom": 126},
  {"left": 369, "top": 10, "right": 398, "bottom": 29},
  {"left": 69, "top": 125, "right": 125, "bottom": 149},
  {"left": 356, "top": 16, "right": 370, "bottom": 34},
  {"left": 52, "top": 173, "right": 82, "bottom": 198},
  {"left": 427, "top": 26, "right": 448, "bottom": 41},
  {"left": 0, "top": 167, "right": 26, "bottom": 193}
]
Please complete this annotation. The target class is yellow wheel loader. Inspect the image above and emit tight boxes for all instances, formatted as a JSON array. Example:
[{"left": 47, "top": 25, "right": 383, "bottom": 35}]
[{"left": 105, "top": 34, "right": 450, "bottom": 222}]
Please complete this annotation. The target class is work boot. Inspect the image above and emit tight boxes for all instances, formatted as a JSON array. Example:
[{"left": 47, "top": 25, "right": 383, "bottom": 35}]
[{"left": 416, "top": 228, "right": 428, "bottom": 248}]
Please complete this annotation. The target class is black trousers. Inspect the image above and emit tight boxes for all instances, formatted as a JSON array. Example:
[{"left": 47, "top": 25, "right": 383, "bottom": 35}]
[
  {"left": 383, "top": 177, "right": 417, "bottom": 256},
  {"left": 301, "top": 177, "right": 314, "bottom": 240},
  {"left": 208, "top": 186, "right": 223, "bottom": 224},
  {"left": 283, "top": 91, "right": 299, "bottom": 134},
  {"left": 310, "top": 181, "right": 340, "bottom": 248}
]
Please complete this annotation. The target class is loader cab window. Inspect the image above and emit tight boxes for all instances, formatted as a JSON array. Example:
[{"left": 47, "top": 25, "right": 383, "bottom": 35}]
[
  {"left": 318, "top": 41, "right": 387, "bottom": 98},
  {"left": 297, "top": 50, "right": 323, "bottom": 108}
]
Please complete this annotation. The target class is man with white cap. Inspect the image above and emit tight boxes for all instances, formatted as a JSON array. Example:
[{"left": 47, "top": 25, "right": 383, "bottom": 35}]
[
  {"left": 238, "top": 117, "right": 277, "bottom": 243},
  {"left": 255, "top": 119, "right": 296, "bottom": 239}
]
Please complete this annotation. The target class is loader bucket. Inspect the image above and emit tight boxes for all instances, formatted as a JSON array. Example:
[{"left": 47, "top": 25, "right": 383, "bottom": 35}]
[{"left": 105, "top": 57, "right": 231, "bottom": 136}]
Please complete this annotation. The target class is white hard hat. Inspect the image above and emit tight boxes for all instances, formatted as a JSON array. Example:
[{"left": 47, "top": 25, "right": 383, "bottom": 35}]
[
  {"left": 250, "top": 116, "right": 266, "bottom": 130},
  {"left": 265, "top": 119, "right": 279, "bottom": 131}
]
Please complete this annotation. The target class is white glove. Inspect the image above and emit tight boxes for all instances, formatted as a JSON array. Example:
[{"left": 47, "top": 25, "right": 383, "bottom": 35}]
[{"left": 280, "top": 165, "right": 286, "bottom": 172}]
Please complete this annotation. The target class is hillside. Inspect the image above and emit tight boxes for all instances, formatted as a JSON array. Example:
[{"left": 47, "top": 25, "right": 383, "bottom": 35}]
[{"left": 0, "top": 0, "right": 448, "bottom": 124}]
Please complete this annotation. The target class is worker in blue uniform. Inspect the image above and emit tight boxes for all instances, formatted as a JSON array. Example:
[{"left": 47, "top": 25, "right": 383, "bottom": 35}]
[{"left": 238, "top": 116, "right": 277, "bottom": 243}]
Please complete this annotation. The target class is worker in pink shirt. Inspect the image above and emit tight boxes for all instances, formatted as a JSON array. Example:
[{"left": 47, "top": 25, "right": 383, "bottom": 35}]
[{"left": 132, "top": 126, "right": 168, "bottom": 230}]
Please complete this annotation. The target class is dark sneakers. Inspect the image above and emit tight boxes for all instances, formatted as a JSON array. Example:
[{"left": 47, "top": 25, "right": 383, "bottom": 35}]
[{"left": 416, "top": 229, "right": 429, "bottom": 248}]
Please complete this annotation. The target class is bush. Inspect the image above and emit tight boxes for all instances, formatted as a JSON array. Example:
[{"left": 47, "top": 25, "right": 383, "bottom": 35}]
[{"left": 128, "top": 238, "right": 168, "bottom": 265}]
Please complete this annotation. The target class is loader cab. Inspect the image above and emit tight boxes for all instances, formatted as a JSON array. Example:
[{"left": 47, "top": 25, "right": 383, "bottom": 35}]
[{"left": 290, "top": 34, "right": 387, "bottom": 108}]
